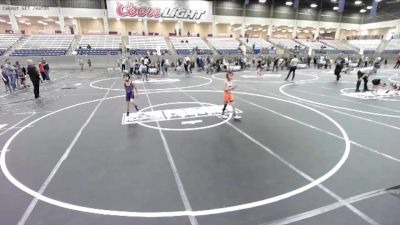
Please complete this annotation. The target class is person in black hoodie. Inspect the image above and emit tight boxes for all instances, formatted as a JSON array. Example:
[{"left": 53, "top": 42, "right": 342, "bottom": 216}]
[{"left": 26, "top": 59, "right": 42, "bottom": 99}]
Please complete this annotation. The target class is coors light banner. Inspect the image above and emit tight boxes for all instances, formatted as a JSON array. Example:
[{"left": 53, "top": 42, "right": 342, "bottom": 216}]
[{"left": 107, "top": 0, "right": 213, "bottom": 22}]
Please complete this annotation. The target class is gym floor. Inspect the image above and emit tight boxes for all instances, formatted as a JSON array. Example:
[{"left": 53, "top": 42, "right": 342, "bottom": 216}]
[{"left": 0, "top": 65, "right": 399, "bottom": 225}]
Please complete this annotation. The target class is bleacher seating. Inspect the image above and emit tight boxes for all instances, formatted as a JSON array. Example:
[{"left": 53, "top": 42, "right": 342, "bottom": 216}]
[
  {"left": 11, "top": 35, "right": 73, "bottom": 56},
  {"left": 170, "top": 37, "right": 212, "bottom": 55},
  {"left": 269, "top": 39, "right": 298, "bottom": 49},
  {"left": 347, "top": 39, "right": 381, "bottom": 54},
  {"left": 269, "top": 38, "right": 307, "bottom": 54},
  {"left": 0, "top": 34, "right": 21, "bottom": 56},
  {"left": 240, "top": 38, "right": 273, "bottom": 50},
  {"left": 383, "top": 39, "right": 400, "bottom": 54},
  {"left": 128, "top": 36, "right": 169, "bottom": 55},
  {"left": 296, "top": 39, "right": 335, "bottom": 50},
  {"left": 320, "top": 40, "right": 357, "bottom": 54},
  {"left": 77, "top": 35, "right": 121, "bottom": 55},
  {"left": 207, "top": 38, "right": 241, "bottom": 55}
]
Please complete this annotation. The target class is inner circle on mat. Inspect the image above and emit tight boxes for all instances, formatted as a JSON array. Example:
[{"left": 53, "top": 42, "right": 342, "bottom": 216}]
[
  {"left": 90, "top": 76, "right": 212, "bottom": 92},
  {"left": 135, "top": 102, "right": 233, "bottom": 131},
  {"left": 0, "top": 90, "right": 350, "bottom": 218}
]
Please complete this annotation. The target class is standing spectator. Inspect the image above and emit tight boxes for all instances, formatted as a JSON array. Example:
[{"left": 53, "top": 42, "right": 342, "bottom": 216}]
[
  {"left": 87, "top": 58, "right": 92, "bottom": 72},
  {"left": 272, "top": 57, "right": 279, "bottom": 72},
  {"left": 160, "top": 58, "right": 166, "bottom": 76},
  {"left": 121, "top": 57, "right": 126, "bottom": 71},
  {"left": 38, "top": 60, "right": 45, "bottom": 81},
  {"left": 5, "top": 63, "right": 16, "bottom": 92},
  {"left": 394, "top": 54, "right": 400, "bottom": 69},
  {"left": 143, "top": 56, "right": 150, "bottom": 74},
  {"left": 87, "top": 44, "right": 91, "bottom": 50},
  {"left": 164, "top": 58, "right": 169, "bottom": 75},
  {"left": 78, "top": 58, "right": 84, "bottom": 71},
  {"left": 43, "top": 60, "right": 50, "bottom": 80},
  {"left": 26, "top": 59, "right": 42, "bottom": 99},
  {"left": 15, "top": 61, "right": 27, "bottom": 88},
  {"left": 285, "top": 55, "right": 299, "bottom": 81},
  {"left": 126, "top": 57, "right": 133, "bottom": 75},
  {"left": 1, "top": 65, "right": 11, "bottom": 93}
]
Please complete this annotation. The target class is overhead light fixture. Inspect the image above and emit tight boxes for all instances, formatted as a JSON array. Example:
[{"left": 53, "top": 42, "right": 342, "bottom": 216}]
[
  {"left": 258, "top": 28, "right": 262, "bottom": 31},
  {"left": 367, "top": 5, "right": 372, "bottom": 9},
  {"left": 360, "top": 9, "right": 366, "bottom": 13},
  {"left": 333, "top": 6, "right": 339, "bottom": 10},
  {"left": 15, "top": 14, "right": 21, "bottom": 18},
  {"left": 230, "top": 22, "right": 234, "bottom": 26},
  {"left": 331, "top": 0, "right": 337, "bottom": 2},
  {"left": 375, "top": 0, "right": 382, "bottom": 2},
  {"left": 259, "top": 0, "right": 267, "bottom": 3},
  {"left": 43, "top": 16, "right": 48, "bottom": 18},
  {"left": 355, "top": 1, "right": 362, "bottom": 5},
  {"left": 26, "top": 22, "right": 31, "bottom": 25},
  {"left": 93, "top": 17, "right": 97, "bottom": 19},
  {"left": 310, "top": 3, "right": 318, "bottom": 8},
  {"left": 248, "top": 27, "right": 253, "bottom": 30},
  {"left": 116, "top": 18, "right": 120, "bottom": 21},
  {"left": 158, "top": 19, "right": 162, "bottom": 22},
  {"left": 7, "top": 22, "right": 12, "bottom": 24},
  {"left": 68, "top": 16, "right": 74, "bottom": 19},
  {"left": 55, "top": 21, "right": 60, "bottom": 24},
  {"left": 196, "top": 21, "right": 200, "bottom": 24},
  {"left": 286, "top": 1, "right": 293, "bottom": 6},
  {"left": 215, "top": 22, "right": 218, "bottom": 25},
  {"left": 262, "top": 29, "right": 267, "bottom": 32},
  {"left": 138, "top": 18, "right": 142, "bottom": 22},
  {"left": 0, "top": 19, "right": 5, "bottom": 23}
]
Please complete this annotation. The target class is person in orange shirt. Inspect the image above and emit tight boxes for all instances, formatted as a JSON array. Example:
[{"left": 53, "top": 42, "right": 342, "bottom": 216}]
[
  {"left": 222, "top": 71, "right": 241, "bottom": 120},
  {"left": 394, "top": 54, "right": 400, "bottom": 69}
]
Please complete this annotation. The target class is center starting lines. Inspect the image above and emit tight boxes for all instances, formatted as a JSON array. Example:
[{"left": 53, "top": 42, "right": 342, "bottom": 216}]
[{"left": 122, "top": 105, "right": 242, "bottom": 125}]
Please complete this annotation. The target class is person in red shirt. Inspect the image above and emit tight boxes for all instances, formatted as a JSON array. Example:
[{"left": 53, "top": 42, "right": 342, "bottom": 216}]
[
  {"left": 38, "top": 60, "right": 45, "bottom": 81},
  {"left": 394, "top": 54, "right": 400, "bottom": 69}
]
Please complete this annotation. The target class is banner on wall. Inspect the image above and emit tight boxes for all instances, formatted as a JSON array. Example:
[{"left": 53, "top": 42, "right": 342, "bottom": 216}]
[{"left": 106, "top": 0, "right": 213, "bottom": 22}]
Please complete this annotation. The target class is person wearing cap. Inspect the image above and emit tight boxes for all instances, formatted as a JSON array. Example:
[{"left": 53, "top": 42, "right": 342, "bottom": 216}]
[
  {"left": 123, "top": 70, "right": 139, "bottom": 116},
  {"left": 356, "top": 62, "right": 380, "bottom": 92}
]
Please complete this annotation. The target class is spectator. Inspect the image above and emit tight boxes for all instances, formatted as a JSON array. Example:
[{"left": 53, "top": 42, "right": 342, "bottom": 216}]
[
  {"left": 79, "top": 58, "right": 84, "bottom": 71},
  {"left": 160, "top": 58, "right": 166, "bottom": 76},
  {"left": 285, "top": 55, "right": 299, "bottom": 81},
  {"left": 38, "top": 60, "right": 45, "bottom": 81},
  {"left": 1, "top": 65, "right": 10, "bottom": 93},
  {"left": 394, "top": 54, "right": 400, "bottom": 69},
  {"left": 87, "top": 58, "right": 92, "bottom": 72},
  {"left": 15, "top": 61, "right": 27, "bottom": 88},
  {"left": 26, "top": 59, "right": 42, "bottom": 99},
  {"left": 87, "top": 44, "right": 91, "bottom": 50},
  {"left": 43, "top": 60, "right": 50, "bottom": 80},
  {"left": 5, "top": 62, "right": 16, "bottom": 92},
  {"left": 121, "top": 57, "right": 126, "bottom": 71}
]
